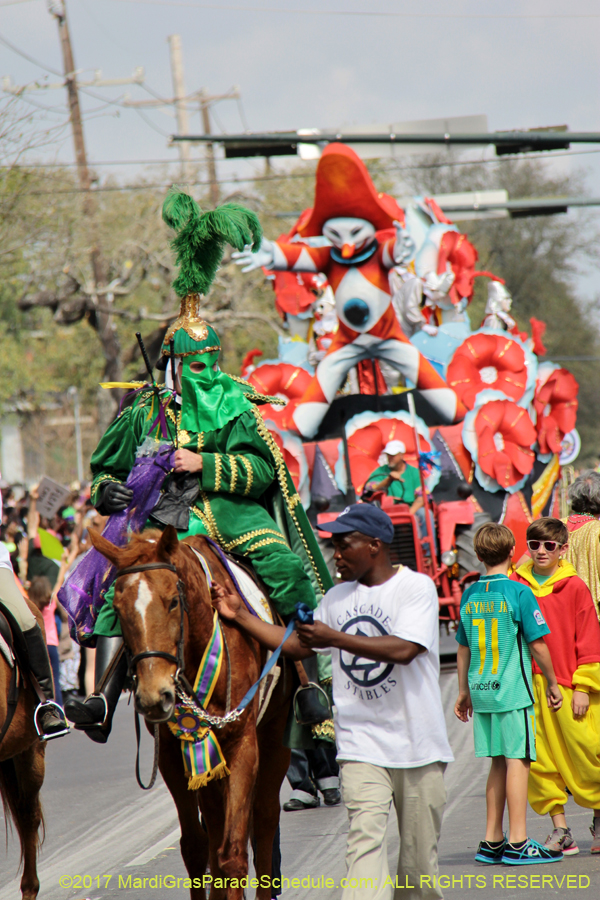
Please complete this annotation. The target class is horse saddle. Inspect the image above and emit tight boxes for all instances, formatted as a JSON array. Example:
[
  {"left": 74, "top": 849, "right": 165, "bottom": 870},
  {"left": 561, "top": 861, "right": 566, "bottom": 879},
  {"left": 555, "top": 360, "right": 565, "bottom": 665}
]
[
  {"left": 0, "top": 610, "right": 14, "bottom": 668},
  {"left": 0, "top": 602, "right": 26, "bottom": 670}
]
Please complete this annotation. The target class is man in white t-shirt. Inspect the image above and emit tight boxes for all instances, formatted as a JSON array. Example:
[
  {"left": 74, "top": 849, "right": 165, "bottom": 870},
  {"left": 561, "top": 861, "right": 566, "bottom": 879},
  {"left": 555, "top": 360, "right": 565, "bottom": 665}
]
[{"left": 212, "top": 503, "right": 453, "bottom": 900}]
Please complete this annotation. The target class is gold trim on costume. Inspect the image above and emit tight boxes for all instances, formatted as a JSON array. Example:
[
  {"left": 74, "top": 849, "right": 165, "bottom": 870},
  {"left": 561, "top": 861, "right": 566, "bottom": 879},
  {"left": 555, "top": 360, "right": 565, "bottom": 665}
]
[
  {"left": 197, "top": 432, "right": 204, "bottom": 452},
  {"left": 92, "top": 474, "right": 121, "bottom": 501},
  {"left": 223, "top": 529, "right": 286, "bottom": 551},
  {"left": 239, "top": 456, "right": 253, "bottom": 496},
  {"left": 245, "top": 537, "right": 289, "bottom": 553},
  {"left": 250, "top": 406, "right": 326, "bottom": 595},
  {"left": 214, "top": 455, "right": 222, "bottom": 492},
  {"left": 162, "top": 346, "right": 221, "bottom": 359},
  {"left": 229, "top": 375, "right": 286, "bottom": 406},
  {"left": 228, "top": 455, "right": 238, "bottom": 493}
]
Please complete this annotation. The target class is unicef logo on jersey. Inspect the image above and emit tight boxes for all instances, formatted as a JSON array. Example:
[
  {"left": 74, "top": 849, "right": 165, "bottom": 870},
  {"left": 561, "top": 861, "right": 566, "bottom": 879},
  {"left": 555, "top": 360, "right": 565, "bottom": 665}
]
[{"left": 340, "top": 616, "right": 394, "bottom": 688}]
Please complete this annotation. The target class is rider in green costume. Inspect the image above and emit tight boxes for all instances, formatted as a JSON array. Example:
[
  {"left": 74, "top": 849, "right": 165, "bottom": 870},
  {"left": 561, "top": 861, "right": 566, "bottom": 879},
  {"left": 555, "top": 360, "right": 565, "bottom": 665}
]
[{"left": 66, "top": 192, "right": 332, "bottom": 742}]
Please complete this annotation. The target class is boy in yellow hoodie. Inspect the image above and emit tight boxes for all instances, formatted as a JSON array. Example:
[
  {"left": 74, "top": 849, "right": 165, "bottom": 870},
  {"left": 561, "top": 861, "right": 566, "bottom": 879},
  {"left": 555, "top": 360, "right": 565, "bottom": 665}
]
[{"left": 513, "top": 517, "right": 600, "bottom": 855}]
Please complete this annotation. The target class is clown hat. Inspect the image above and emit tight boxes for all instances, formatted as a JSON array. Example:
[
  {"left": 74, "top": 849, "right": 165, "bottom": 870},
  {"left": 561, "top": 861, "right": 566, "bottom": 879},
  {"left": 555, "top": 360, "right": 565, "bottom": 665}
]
[{"left": 297, "top": 143, "right": 404, "bottom": 237}]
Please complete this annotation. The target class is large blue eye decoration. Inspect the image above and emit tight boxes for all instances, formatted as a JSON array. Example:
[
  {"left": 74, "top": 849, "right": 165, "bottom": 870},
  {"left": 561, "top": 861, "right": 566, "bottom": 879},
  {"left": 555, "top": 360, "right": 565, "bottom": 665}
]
[{"left": 344, "top": 298, "right": 370, "bottom": 327}]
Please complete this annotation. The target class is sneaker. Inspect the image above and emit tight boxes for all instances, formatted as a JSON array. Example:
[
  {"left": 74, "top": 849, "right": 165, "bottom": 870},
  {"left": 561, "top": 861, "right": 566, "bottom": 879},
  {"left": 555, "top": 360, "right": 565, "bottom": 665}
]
[
  {"left": 502, "top": 838, "right": 563, "bottom": 865},
  {"left": 544, "top": 827, "right": 579, "bottom": 856},
  {"left": 589, "top": 822, "right": 600, "bottom": 854},
  {"left": 475, "top": 839, "right": 506, "bottom": 864}
]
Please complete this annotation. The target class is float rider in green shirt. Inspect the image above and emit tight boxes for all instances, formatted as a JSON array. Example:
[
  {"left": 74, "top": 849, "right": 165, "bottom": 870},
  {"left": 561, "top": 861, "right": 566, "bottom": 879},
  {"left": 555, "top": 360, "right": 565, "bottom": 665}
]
[
  {"left": 65, "top": 192, "right": 331, "bottom": 743},
  {"left": 364, "top": 440, "right": 423, "bottom": 514}
]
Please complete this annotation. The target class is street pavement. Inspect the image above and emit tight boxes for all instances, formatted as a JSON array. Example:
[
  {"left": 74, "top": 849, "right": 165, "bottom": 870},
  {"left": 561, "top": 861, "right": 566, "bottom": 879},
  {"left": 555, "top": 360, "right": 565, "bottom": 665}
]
[{"left": 1, "top": 667, "right": 599, "bottom": 900}]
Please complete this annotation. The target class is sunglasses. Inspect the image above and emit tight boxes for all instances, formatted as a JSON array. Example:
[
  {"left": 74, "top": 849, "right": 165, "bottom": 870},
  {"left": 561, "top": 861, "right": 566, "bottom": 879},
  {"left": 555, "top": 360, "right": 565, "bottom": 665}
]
[{"left": 527, "top": 540, "right": 562, "bottom": 552}]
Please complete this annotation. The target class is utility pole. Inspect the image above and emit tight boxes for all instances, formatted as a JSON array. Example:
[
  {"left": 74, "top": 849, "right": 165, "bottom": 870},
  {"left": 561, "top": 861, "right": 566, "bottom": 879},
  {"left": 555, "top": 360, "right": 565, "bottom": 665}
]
[
  {"left": 199, "top": 90, "right": 219, "bottom": 207},
  {"left": 68, "top": 386, "right": 84, "bottom": 483},
  {"left": 167, "top": 34, "right": 192, "bottom": 182},
  {"left": 47, "top": 0, "right": 122, "bottom": 431}
]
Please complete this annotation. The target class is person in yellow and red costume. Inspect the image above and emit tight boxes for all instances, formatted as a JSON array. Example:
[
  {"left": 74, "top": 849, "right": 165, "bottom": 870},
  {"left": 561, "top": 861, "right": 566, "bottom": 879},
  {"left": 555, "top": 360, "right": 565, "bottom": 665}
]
[{"left": 512, "top": 517, "right": 600, "bottom": 855}]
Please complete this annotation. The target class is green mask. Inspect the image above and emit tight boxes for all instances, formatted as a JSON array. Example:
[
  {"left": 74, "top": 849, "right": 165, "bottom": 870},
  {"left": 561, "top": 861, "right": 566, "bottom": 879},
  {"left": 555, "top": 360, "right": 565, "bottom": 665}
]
[{"left": 180, "top": 351, "right": 252, "bottom": 433}]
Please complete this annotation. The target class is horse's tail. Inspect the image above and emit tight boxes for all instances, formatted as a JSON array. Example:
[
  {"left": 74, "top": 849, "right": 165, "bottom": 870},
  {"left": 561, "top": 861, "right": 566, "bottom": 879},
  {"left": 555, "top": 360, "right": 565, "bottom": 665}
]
[{"left": 0, "top": 757, "right": 45, "bottom": 860}]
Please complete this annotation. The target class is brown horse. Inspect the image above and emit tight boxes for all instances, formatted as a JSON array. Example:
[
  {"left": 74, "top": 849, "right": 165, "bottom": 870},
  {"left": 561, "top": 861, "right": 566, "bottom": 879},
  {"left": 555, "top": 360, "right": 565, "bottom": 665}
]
[
  {"left": 0, "top": 604, "right": 47, "bottom": 900},
  {"left": 89, "top": 525, "right": 292, "bottom": 900}
]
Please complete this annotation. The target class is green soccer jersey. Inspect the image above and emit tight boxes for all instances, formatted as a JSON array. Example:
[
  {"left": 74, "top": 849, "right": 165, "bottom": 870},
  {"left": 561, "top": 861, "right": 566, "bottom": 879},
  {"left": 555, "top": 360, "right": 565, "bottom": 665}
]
[{"left": 455, "top": 574, "right": 550, "bottom": 713}]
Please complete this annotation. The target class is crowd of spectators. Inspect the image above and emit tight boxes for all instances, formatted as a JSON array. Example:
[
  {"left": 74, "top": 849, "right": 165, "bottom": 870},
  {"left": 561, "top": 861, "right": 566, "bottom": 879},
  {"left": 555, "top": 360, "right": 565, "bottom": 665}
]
[{"left": 0, "top": 482, "right": 106, "bottom": 703}]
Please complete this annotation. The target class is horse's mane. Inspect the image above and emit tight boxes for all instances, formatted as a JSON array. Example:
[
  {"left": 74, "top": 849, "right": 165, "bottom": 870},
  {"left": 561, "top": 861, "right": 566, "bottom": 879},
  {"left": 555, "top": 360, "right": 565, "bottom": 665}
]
[{"left": 116, "top": 530, "right": 165, "bottom": 567}]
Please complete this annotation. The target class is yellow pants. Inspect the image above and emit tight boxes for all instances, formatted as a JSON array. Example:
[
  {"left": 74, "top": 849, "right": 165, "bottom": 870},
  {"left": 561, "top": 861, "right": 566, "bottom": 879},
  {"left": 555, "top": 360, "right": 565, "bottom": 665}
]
[{"left": 529, "top": 674, "right": 600, "bottom": 816}]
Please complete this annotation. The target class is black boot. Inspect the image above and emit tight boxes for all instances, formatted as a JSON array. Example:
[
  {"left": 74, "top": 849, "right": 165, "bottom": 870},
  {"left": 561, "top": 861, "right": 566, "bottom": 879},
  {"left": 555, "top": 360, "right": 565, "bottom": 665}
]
[
  {"left": 22, "top": 624, "right": 70, "bottom": 741},
  {"left": 65, "top": 636, "right": 127, "bottom": 744}
]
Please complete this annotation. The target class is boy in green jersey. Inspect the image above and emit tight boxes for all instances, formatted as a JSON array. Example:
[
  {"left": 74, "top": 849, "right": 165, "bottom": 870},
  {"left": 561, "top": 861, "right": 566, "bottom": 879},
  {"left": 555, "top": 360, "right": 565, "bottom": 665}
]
[{"left": 454, "top": 523, "right": 563, "bottom": 866}]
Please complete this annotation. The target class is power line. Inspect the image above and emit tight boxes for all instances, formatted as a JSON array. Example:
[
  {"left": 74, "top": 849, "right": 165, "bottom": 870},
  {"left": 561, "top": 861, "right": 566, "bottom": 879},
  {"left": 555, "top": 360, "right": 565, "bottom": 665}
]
[
  {"left": 0, "top": 31, "right": 62, "bottom": 77},
  {"left": 3, "top": 145, "right": 600, "bottom": 173},
  {"left": 102, "top": 0, "right": 600, "bottom": 20}
]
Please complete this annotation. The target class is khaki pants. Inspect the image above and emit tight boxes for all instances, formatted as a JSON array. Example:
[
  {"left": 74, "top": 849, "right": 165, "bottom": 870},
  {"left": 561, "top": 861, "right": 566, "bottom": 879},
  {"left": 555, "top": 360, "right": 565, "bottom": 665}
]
[
  {"left": 340, "top": 761, "right": 447, "bottom": 900},
  {"left": 0, "top": 566, "right": 36, "bottom": 631}
]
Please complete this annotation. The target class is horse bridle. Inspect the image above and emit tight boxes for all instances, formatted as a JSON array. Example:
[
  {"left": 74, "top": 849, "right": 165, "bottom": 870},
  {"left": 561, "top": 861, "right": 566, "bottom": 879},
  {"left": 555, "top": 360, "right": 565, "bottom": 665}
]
[{"left": 115, "top": 561, "right": 190, "bottom": 685}]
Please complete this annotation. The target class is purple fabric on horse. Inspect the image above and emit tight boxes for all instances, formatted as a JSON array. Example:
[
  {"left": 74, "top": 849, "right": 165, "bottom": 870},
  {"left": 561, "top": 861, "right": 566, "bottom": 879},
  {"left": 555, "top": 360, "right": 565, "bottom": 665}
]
[{"left": 58, "top": 441, "right": 174, "bottom": 646}]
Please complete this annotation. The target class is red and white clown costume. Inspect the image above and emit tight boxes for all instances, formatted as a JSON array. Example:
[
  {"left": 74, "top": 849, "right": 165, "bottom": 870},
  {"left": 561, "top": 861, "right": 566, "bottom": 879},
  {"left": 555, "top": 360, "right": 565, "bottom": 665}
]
[{"left": 235, "top": 144, "right": 466, "bottom": 438}]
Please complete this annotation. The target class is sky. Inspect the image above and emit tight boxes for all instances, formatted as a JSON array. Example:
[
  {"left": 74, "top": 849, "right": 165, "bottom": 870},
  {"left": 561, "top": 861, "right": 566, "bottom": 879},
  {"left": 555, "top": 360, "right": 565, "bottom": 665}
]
[{"left": 1, "top": 0, "right": 600, "bottom": 292}]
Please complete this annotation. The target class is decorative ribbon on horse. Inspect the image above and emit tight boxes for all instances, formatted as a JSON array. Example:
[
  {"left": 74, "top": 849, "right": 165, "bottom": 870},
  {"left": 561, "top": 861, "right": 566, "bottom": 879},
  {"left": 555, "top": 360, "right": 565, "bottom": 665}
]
[
  {"left": 168, "top": 605, "right": 230, "bottom": 790},
  {"left": 167, "top": 547, "right": 297, "bottom": 790}
]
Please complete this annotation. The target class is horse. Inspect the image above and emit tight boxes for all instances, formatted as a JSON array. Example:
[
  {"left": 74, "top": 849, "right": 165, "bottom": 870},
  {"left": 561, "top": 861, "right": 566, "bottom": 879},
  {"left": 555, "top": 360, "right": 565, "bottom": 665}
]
[
  {"left": 0, "top": 603, "right": 48, "bottom": 900},
  {"left": 88, "top": 525, "right": 293, "bottom": 900}
]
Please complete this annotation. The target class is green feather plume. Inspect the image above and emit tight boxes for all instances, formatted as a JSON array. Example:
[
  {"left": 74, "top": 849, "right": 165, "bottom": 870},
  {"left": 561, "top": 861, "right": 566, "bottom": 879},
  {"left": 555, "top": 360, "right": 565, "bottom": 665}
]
[{"left": 162, "top": 188, "right": 262, "bottom": 297}]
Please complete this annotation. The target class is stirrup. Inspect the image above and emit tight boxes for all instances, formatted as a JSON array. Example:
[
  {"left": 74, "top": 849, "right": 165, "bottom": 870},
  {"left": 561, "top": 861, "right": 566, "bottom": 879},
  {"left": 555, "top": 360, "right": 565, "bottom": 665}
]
[
  {"left": 69, "top": 693, "right": 109, "bottom": 728},
  {"left": 34, "top": 701, "right": 71, "bottom": 741}
]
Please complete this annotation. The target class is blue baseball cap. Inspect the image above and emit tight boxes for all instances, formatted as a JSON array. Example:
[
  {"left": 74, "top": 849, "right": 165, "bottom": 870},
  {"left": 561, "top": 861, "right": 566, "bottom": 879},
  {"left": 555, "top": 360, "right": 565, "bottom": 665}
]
[{"left": 317, "top": 503, "right": 394, "bottom": 543}]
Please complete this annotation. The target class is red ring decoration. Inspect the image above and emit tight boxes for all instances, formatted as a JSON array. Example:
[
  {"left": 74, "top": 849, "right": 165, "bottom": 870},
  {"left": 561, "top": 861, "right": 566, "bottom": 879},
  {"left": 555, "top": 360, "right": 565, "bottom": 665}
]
[
  {"left": 246, "top": 363, "right": 313, "bottom": 430},
  {"left": 534, "top": 368, "right": 579, "bottom": 455},
  {"left": 447, "top": 333, "right": 528, "bottom": 410},
  {"left": 475, "top": 399, "right": 536, "bottom": 488}
]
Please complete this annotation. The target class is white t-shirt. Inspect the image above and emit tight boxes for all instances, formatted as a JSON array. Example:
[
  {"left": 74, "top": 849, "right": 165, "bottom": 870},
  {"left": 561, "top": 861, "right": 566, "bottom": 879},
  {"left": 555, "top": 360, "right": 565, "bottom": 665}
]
[{"left": 314, "top": 566, "right": 454, "bottom": 769}]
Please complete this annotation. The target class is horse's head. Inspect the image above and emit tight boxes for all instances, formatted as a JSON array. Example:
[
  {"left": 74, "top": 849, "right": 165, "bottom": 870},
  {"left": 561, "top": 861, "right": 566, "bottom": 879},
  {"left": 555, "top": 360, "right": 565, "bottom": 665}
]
[{"left": 89, "top": 526, "right": 187, "bottom": 723}]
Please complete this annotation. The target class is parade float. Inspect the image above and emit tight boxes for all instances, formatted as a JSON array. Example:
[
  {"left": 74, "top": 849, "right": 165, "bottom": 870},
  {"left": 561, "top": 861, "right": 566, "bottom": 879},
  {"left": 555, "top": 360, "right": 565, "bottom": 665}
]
[{"left": 234, "top": 143, "right": 580, "bottom": 613}]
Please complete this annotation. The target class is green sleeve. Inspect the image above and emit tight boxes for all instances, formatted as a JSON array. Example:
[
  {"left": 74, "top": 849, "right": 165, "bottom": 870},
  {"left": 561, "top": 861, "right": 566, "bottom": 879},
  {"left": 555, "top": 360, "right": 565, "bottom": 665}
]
[
  {"left": 90, "top": 400, "right": 153, "bottom": 504},
  {"left": 199, "top": 412, "right": 276, "bottom": 499},
  {"left": 364, "top": 465, "right": 389, "bottom": 490}
]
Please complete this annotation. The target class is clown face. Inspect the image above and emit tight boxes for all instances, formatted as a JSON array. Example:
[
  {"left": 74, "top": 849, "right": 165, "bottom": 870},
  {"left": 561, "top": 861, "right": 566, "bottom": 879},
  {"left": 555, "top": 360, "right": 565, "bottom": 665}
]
[{"left": 322, "top": 217, "right": 376, "bottom": 259}]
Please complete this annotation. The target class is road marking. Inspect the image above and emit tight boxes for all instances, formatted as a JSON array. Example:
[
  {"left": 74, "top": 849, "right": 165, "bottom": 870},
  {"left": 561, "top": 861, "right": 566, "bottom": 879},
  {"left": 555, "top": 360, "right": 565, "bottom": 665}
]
[{"left": 124, "top": 827, "right": 181, "bottom": 867}]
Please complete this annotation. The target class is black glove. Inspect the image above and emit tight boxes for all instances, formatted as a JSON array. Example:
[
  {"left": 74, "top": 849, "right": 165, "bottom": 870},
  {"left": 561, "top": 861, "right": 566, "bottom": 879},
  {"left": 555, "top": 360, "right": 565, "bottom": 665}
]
[{"left": 96, "top": 481, "right": 134, "bottom": 515}]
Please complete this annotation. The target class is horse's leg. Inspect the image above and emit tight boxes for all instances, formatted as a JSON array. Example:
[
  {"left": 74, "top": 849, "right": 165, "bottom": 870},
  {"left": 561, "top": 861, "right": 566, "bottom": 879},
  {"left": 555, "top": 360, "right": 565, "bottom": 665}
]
[
  {"left": 4, "top": 742, "right": 46, "bottom": 900},
  {"left": 198, "top": 783, "right": 227, "bottom": 900},
  {"left": 253, "top": 707, "right": 291, "bottom": 900},
  {"left": 218, "top": 728, "right": 259, "bottom": 900},
  {"left": 157, "top": 725, "right": 209, "bottom": 900}
]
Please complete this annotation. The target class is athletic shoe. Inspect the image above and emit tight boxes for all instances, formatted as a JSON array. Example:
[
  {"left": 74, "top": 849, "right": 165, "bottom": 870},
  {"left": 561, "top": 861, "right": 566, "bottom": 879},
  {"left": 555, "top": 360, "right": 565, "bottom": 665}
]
[
  {"left": 544, "top": 827, "right": 579, "bottom": 855},
  {"left": 589, "top": 822, "right": 600, "bottom": 854},
  {"left": 502, "top": 838, "right": 563, "bottom": 865},
  {"left": 475, "top": 839, "right": 506, "bottom": 864}
]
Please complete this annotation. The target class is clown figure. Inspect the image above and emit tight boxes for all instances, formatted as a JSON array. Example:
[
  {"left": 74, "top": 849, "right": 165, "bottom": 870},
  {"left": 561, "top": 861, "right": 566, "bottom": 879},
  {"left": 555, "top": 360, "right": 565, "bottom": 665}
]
[{"left": 234, "top": 144, "right": 465, "bottom": 438}]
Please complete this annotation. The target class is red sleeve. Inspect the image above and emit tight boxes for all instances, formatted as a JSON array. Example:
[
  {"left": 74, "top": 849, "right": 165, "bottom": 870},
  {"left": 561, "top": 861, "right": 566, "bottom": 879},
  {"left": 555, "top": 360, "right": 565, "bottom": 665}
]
[{"left": 574, "top": 580, "right": 600, "bottom": 666}]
